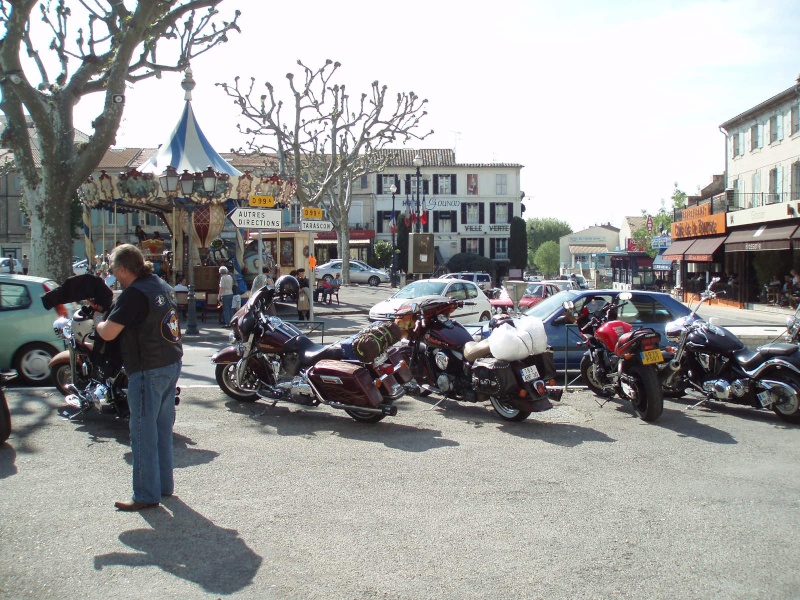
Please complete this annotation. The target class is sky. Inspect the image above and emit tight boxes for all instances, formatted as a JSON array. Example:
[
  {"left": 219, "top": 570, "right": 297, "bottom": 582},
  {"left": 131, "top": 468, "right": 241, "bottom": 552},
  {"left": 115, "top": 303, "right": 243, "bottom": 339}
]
[{"left": 62, "top": 0, "right": 800, "bottom": 232}]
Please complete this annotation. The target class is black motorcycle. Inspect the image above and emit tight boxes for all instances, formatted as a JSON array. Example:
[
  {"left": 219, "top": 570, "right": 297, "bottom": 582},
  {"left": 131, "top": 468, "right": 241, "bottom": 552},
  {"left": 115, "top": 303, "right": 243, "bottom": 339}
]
[
  {"left": 660, "top": 281, "right": 800, "bottom": 423},
  {"left": 0, "top": 371, "right": 14, "bottom": 444}
]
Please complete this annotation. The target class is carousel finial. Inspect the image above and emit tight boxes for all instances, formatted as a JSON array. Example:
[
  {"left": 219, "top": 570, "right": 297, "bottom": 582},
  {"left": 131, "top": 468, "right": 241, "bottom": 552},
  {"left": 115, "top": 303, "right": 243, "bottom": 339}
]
[{"left": 181, "top": 66, "right": 196, "bottom": 101}]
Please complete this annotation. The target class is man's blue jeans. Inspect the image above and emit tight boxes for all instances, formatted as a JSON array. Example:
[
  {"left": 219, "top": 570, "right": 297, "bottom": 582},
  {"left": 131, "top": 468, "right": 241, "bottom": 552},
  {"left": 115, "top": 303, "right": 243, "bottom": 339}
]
[
  {"left": 221, "top": 293, "right": 234, "bottom": 325},
  {"left": 127, "top": 361, "right": 181, "bottom": 504}
]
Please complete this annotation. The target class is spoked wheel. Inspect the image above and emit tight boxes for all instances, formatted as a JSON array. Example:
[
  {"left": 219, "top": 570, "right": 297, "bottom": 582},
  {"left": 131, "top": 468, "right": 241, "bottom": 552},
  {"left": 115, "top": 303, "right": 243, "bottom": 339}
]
[
  {"left": 345, "top": 408, "right": 388, "bottom": 423},
  {"left": 770, "top": 373, "right": 800, "bottom": 424},
  {"left": 215, "top": 363, "right": 258, "bottom": 402},
  {"left": 580, "top": 355, "right": 614, "bottom": 398},
  {"left": 489, "top": 396, "right": 531, "bottom": 422},
  {"left": 621, "top": 364, "right": 663, "bottom": 422},
  {"left": 52, "top": 356, "right": 90, "bottom": 397}
]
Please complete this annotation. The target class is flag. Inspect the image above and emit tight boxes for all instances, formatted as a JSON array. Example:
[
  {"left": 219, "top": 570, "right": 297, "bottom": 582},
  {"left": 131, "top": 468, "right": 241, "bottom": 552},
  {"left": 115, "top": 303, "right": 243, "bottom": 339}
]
[
  {"left": 389, "top": 211, "right": 397, "bottom": 234},
  {"left": 420, "top": 211, "right": 428, "bottom": 226}
]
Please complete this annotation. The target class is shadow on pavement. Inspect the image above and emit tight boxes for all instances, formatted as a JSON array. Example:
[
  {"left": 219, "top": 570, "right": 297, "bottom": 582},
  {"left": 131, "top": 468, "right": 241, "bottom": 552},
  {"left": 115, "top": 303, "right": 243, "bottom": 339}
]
[{"left": 94, "top": 496, "right": 262, "bottom": 595}]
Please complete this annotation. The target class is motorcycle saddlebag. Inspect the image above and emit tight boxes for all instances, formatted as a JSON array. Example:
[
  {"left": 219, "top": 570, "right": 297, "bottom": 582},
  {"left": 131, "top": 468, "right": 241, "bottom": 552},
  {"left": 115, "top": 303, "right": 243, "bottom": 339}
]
[
  {"left": 471, "top": 357, "right": 516, "bottom": 396},
  {"left": 307, "top": 359, "right": 383, "bottom": 408}
]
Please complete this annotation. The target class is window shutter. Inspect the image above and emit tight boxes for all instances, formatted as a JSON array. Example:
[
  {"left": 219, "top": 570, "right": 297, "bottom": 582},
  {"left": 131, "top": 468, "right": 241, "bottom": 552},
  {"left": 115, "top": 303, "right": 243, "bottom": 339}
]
[
  {"left": 451, "top": 211, "right": 457, "bottom": 232},
  {"left": 451, "top": 175, "right": 457, "bottom": 194},
  {"left": 479, "top": 203, "right": 485, "bottom": 224},
  {"left": 490, "top": 238, "right": 496, "bottom": 258},
  {"left": 778, "top": 114, "right": 784, "bottom": 140},
  {"left": 377, "top": 211, "right": 384, "bottom": 233},
  {"left": 739, "top": 132, "right": 744, "bottom": 154},
  {"left": 461, "top": 203, "right": 467, "bottom": 224},
  {"left": 777, "top": 166, "right": 783, "bottom": 196},
  {"left": 433, "top": 212, "right": 439, "bottom": 232},
  {"left": 361, "top": 175, "right": 368, "bottom": 189},
  {"left": 395, "top": 175, "right": 400, "bottom": 191},
  {"left": 461, "top": 238, "right": 466, "bottom": 254},
  {"left": 758, "top": 123, "right": 763, "bottom": 148},
  {"left": 405, "top": 174, "right": 412, "bottom": 195},
  {"left": 479, "top": 238, "right": 485, "bottom": 256},
  {"left": 433, "top": 175, "right": 439, "bottom": 195},
  {"left": 507, "top": 202, "right": 513, "bottom": 222},
  {"left": 490, "top": 204, "right": 496, "bottom": 224},
  {"left": 377, "top": 177, "right": 383, "bottom": 195},
  {"left": 423, "top": 179, "right": 429, "bottom": 194}
]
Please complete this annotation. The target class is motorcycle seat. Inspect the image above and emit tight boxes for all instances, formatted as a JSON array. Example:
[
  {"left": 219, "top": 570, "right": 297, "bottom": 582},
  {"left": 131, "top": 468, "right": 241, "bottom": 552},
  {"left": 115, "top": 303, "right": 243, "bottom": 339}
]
[
  {"left": 733, "top": 343, "right": 798, "bottom": 370},
  {"left": 294, "top": 336, "right": 345, "bottom": 367},
  {"left": 464, "top": 339, "right": 492, "bottom": 362}
]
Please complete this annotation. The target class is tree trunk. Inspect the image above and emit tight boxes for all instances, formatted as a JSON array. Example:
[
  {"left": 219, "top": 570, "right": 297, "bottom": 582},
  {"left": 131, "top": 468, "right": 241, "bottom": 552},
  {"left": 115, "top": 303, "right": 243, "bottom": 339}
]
[{"left": 26, "top": 180, "right": 74, "bottom": 283}]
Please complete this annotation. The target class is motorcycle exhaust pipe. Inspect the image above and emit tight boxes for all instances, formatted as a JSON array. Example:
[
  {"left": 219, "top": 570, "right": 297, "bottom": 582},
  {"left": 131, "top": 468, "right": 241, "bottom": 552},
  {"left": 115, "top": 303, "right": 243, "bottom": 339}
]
[{"left": 327, "top": 401, "right": 398, "bottom": 416}]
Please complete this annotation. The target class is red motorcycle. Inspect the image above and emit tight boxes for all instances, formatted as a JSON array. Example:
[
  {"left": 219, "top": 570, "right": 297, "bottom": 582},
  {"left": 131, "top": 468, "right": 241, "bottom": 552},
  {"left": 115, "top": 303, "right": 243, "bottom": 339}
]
[
  {"left": 393, "top": 297, "right": 562, "bottom": 422},
  {"left": 212, "top": 278, "right": 410, "bottom": 423},
  {"left": 564, "top": 292, "right": 664, "bottom": 422}
]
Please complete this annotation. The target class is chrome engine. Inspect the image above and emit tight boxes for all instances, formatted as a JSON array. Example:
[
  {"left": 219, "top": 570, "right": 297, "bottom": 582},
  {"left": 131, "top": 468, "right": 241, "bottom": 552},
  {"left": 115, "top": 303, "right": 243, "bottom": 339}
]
[{"left": 701, "top": 378, "right": 748, "bottom": 400}]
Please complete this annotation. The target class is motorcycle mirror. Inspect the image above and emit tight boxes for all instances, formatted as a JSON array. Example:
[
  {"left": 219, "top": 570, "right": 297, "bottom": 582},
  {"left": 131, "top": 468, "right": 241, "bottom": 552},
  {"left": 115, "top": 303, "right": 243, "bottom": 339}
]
[
  {"left": 563, "top": 300, "right": 575, "bottom": 310},
  {"left": 618, "top": 292, "right": 632, "bottom": 301},
  {"left": 552, "top": 314, "right": 569, "bottom": 326}
]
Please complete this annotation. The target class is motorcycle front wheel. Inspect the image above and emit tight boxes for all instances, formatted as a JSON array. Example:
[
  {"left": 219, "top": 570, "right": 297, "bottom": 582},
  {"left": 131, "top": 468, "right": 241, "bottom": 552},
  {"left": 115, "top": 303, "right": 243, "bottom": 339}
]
[
  {"left": 344, "top": 408, "right": 388, "bottom": 423},
  {"left": 215, "top": 363, "right": 258, "bottom": 402},
  {"left": 489, "top": 397, "right": 531, "bottom": 422},
  {"left": 622, "top": 364, "right": 663, "bottom": 422},
  {"left": 580, "top": 355, "right": 614, "bottom": 398},
  {"left": 52, "top": 358, "right": 90, "bottom": 397}
]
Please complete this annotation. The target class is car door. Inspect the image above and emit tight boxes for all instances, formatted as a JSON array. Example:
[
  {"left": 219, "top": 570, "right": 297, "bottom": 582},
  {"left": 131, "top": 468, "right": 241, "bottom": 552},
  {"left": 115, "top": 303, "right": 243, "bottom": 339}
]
[{"left": 445, "top": 282, "right": 481, "bottom": 322}]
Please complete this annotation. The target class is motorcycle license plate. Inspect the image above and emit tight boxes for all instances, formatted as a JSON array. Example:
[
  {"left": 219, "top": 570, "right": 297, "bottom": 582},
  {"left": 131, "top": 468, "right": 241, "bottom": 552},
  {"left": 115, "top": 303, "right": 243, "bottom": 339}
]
[
  {"left": 520, "top": 365, "right": 540, "bottom": 382},
  {"left": 641, "top": 349, "right": 663, "bottom": 365}
]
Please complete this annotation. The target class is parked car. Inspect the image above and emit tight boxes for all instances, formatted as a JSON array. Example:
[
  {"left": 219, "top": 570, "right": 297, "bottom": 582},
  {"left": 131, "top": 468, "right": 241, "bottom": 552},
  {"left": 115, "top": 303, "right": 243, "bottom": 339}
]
[
  {"left": 315, "top": 259, "right": 389, "bottom": 286},
  {"left": 541, "top": 279, "right": 579, "bottom": 292},
  {"left": 369, "top": 278, "right": 493, "bottom": 325},
  {"left": 72, "top": 259, "right": 89, "bottom": 275},
  {"left": 437, "top": 271, "right": 493, "bottom": 290},
  {"left": 0, "top": 257, "right": 22, "bottom": 274},
  {"left": 489, "top": 282, "right": 562, "bottom": 313},
  {"left": 0, "top": 274, "right": 76, "bottom": 385},
  {"left": 478, "top": 290, "right": 691, "bottom": 371}
]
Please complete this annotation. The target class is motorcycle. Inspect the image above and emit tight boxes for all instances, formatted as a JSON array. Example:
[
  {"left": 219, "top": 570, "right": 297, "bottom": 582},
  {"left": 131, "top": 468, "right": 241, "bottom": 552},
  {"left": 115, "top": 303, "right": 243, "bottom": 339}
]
[
  {"left": 211, "top": 282, "right": 409, "bottom": 423},
  {"left": 393, "top": 297, "right": 562, "bottom": 422},
  {"left": 659, "top": 281, "right": 800, "bottom": 423},
  {"left": 564, "top": 292, "right": 664, "bottom": 422},
  {"left": 0, "top": 370, "right": 14, "bottom": 444}
]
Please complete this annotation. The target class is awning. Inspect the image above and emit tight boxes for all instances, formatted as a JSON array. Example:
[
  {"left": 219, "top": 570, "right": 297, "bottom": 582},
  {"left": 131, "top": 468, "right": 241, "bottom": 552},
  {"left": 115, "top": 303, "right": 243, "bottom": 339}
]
[
  {"left": 661, "top": 238, "right": 695, "bottom": 260},
  {"left": 569, "top": 245, "right": 608, "bottom": 255},
  {"left": 652, "top": 253, "right": 674, "bottom": 271},
  {"left": 313, "top": 238, "right": 370, "bottom": 246},
  {"left": 726, "top": 224, "right": 798, "bottom": 252},
  {"left": 684, "top": 236, "right": 726, "bottom": 261}
]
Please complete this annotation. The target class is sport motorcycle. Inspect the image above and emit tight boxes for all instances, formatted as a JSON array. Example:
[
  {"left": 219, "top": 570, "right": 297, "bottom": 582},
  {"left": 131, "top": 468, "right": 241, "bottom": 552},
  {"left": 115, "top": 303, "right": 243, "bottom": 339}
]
[
  {"left": 563, "top": 292, "right": 664, "bottom": 422},
  {"left": 393, "top": 297, "right": 562, "bottom": 422},
  {"left": 659, "top": 282, "right": 800, "bottom": 423},
  {"left": 211, "top": 281, "right": 410, "bottom": 423}
]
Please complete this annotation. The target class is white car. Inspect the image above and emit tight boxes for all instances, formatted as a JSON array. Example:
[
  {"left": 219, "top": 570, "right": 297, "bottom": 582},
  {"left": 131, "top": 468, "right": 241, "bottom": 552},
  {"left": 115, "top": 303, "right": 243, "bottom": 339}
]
[
  {"left": 72, "top": 259, "right": 89, "bottom": 275},
  {"left": 369, "top": 278, "right": 493, "bottom": 325},
  {"left": 0, "top": 257, "right": 21, "bottom": 274},
  {"left": 315, "top": 259, "right": 389, "bottom": 286}
]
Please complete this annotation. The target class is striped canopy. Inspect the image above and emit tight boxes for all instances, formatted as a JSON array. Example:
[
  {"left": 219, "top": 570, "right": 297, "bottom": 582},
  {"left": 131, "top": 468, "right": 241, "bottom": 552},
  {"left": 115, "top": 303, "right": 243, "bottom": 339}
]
[{"left": 140, "top": 101, "right": 242, "bottom": 177}]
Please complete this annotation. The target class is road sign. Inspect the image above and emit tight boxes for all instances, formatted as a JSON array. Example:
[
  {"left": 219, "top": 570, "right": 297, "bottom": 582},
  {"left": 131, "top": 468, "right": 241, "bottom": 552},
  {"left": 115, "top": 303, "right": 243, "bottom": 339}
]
[
  {"left": 300, "top": 220, "right": 334, "bottom": 232},
  {"left": 249, "top": 195, "right": 276, "bottom": 207},
  {"left": 302, "top": 207, "right": 324, "bottom": 219},
  {"left": 229, "top": 208, "right": 282, "bottom": 229}
]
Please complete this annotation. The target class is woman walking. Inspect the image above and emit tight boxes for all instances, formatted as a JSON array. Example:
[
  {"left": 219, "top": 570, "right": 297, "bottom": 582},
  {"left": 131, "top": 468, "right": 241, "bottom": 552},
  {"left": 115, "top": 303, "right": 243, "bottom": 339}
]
[{"left": 218, "top": 266, "right": 235, "bottom": 327}]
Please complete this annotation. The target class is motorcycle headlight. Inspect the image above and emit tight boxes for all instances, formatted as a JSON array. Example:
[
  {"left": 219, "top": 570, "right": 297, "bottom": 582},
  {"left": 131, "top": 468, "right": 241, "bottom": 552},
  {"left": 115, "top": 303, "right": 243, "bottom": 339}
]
[{"left": 53, "top": 317, "right": 71, "bottom": 339}]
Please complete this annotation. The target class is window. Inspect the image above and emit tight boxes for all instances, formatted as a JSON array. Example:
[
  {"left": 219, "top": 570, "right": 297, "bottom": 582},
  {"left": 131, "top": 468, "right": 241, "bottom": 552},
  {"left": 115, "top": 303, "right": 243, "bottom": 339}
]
[
  {"left": 381, "top": 175, "right": 396, "bottom": 193},
  {"left": 467, "top": 174, "right": 478, "bottom": 195},
  {"left": 769, "top": 115, "right": 781, "bottom": 143},
  {"left": 768, "top": 167, "right": 782, "bottom": 202},
  {"left": 732, "top": 178, "right": 741, "bottom": 207},
  {"left": 751, "top": 170, "right": 761, "bottom": 206},
  {"left": 435, "top": 175, "right": 453, "bottom": 195},
  {"left": 793, "top": 105, "right": 800, "bottom": 136},
  {"left": 360, "top": 175, "right": 368, "bottom": 189},
  {"left": 750, "top": 123, "right": 762, "bottom": 151},
  {"left": 793, "top": 162, "right": 800, "bottom": 201},
  {"left": 446, "top": 282, "right": 467, "bottom": 300},
  {"left": 617, "top": 295, "right": 672, "bottom": 324},
  {"left": 464, "top": 239, "right": 480, "bottom": 254},
  {"left": 465, "top": 203, "right": 480, "bottom": 224},
  {"left": 496, "top": 174, "right": 507, "bottom": 195},
  {"left": 494, "top": 203, "right": 508, "bottom": 224},
  {"left": 732, "top": 133, "right": 741, "bottom": 157},
  {"left": 290, "top": 201, "right": 302, "bottom": 224},
  {"left": 0, "top": 282, "right": 31, "bottom": 311},
  {"left": 494, "top": 238, "right": 508, "bottom": 259}
]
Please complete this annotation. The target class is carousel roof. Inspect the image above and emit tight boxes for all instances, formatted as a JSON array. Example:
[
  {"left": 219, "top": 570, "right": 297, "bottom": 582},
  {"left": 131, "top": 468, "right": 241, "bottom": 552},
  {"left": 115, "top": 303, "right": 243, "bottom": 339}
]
[{"left": 140, "top": 101, "right": 242, "bottom": 177}]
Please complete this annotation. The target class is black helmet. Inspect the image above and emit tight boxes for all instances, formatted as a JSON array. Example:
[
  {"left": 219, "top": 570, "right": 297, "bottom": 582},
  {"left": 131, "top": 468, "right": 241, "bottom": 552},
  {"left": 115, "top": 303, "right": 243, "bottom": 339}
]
[
  {"left": 275, "top": 275, "right": 299, "bottom": 297},
  {"left": 489, "top": 314, "right": 515, "bottom": 330}
]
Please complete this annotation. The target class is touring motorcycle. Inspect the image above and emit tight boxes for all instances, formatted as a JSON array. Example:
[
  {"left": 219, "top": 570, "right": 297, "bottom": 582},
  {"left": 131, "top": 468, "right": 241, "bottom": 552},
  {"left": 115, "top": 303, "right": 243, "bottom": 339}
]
[
  {"left": 563, "top": 292, "right": 664, "bottom": 422},
  {"left": 211, "top": 280, "right": 409, "bottom": 423},
  {"left": 659, "top": 282, "right": 800, "bottom": 423},
  {"left": 393, "top": 297, "right": 562, "bottom": 422},
  {"left": 0, "top": 371, "right": 14, "bottom": 444}
]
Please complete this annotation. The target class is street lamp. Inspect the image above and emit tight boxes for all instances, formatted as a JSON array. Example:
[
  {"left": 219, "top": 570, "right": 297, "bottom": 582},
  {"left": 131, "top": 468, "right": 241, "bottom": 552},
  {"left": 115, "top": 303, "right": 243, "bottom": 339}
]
[
  {"left": 412, "top": 154, "right": 423, "bottom": 233},
  {"left": 389, "top": 183, "right": 398, "bottom": 287}
]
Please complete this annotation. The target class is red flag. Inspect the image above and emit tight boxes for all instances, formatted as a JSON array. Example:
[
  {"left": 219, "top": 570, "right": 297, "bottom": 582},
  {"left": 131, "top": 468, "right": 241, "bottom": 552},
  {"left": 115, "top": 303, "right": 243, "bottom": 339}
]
[{"left": 420, "top": 211, "right": 428, "bottom": 226}]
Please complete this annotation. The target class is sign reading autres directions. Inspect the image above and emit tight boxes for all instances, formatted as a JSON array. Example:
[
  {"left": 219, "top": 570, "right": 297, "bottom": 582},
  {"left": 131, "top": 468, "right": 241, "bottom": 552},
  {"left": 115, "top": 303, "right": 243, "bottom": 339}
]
[{"left": 228, "top": 208, "right": 282, "bottom": 229}]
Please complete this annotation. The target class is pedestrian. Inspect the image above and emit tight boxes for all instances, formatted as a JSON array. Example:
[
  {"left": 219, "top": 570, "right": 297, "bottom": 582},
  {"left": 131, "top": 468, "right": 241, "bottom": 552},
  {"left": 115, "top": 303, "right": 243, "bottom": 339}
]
[
  {"left": 21, "top": 254, "right": 29, "bottom": 275},
  {"left": 296, "top": 268, "right": 311, "bottom": 320},
  {"left": 218, "top": 266, "right": 234, "bottom": 327},
  {"left": 95, "top": 244, "right": 182, "bottom": 511},
  {"left": 135, "top": 225, "right": 148, "bottom": 243},
  {"left": 6, "top": 255, "right": 14, "bottom": 274},
  {"left": 251, "top": 266, "right": 273, "bottom": 293}
]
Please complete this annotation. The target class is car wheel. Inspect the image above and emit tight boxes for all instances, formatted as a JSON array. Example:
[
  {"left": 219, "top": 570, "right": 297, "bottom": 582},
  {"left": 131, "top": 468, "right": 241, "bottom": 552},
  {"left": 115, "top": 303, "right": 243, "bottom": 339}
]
[
  {"left": 479, "top": 311, "right": 491, "bottom": 322},
  {"left": 368, "top": 275, "right": 380, "bottom": 287},
  {"left": 14, "top": 343, "right": 57, "bottom": 385}
]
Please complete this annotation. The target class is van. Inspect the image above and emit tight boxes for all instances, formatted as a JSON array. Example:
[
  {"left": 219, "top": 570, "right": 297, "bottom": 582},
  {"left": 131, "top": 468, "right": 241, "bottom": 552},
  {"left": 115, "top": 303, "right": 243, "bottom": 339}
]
[{"left": 439, "top": 272, "right": 493, "bottom": 290}]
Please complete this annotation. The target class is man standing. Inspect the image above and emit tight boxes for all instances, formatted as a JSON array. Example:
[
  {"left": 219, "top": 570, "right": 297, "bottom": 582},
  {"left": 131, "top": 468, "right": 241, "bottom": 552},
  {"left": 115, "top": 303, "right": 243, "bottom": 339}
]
[
  {"left": 21, "top": 254, "right": 29, "bottom": 275},
  {"left": 96, "top": 244, "right": 182, "bottom": 511}
]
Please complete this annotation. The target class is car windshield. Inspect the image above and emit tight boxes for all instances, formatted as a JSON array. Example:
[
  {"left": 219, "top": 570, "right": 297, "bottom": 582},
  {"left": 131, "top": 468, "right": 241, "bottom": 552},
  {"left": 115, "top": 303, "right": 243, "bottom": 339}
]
[
  {"left": 523, "top": 284, "right": 542, "bottom": 297},
  {"left": 522, "top": 290, "right": 580, "bottom": 318},
  {"left": 393, "top": 280, "right": 448, "bottom": 299}
]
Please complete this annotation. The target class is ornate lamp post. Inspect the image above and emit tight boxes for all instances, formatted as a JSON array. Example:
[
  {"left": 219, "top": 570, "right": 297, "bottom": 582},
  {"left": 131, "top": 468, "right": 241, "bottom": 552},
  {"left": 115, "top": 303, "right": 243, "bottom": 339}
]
[{"left": 389, "top": 183, "right": 398, "bottom": 287}]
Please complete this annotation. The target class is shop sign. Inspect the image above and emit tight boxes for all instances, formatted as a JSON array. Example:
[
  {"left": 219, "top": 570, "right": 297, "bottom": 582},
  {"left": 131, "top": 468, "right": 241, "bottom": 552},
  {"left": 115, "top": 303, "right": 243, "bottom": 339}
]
[{"left": 671, "top": 212, "right": 726, "bottom": 239}]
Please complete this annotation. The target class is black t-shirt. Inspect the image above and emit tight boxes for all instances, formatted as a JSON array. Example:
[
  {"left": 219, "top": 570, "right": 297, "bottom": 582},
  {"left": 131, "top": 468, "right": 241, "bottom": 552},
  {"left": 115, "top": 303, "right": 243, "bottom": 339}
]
[{"left": 108, "top": 286, "right": 149, "bottom": 327}]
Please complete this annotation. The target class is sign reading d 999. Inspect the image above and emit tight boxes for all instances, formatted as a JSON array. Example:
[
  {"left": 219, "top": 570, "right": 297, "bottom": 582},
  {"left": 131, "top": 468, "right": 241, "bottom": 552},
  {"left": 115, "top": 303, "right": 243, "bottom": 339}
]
[
  {"left": 302, "top": 207, "right": 324, "bottom": 220},
  {"left": 249, "top": 195, "right": 275, "bottom": 207}
]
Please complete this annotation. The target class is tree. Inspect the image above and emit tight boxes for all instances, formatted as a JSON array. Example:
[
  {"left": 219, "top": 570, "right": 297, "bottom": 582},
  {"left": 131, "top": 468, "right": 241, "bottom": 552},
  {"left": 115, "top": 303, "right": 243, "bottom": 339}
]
[
  {"left": 0, "top": 1, "right": 241, "bottom": 281},
  {"left": 220, "top": 60, "right": 431, "bottom": 284},
  {"left": 371, "top": 240, "right": 393, "bottom": 270},
  {"left": 447, "top": 252, "right": 494, "bottom": 274},
  {"left": 509, "top": 216, "right": 527, "bottom": 270},
  {"left": 527, "top": 217, "right": 572, "bottom": 257},
  {"left": 632, "top": 183, "right": 686, "bottom": 257},
  {"left": 533, "top": 241, "right": 560, "bottom": 277}
]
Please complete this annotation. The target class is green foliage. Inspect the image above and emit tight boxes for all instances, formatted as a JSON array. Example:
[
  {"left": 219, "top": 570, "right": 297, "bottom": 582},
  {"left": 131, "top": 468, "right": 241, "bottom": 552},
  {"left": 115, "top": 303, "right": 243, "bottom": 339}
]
[
  {"left": 527, "top": 218, "right": 572, "bottom": 257},
  {"left": 509, "top": 216, "right": 528, "bottom": 269},
  {"left": 372, "top": 240, "right": 394, "bottom": 269},
  {"left": 447, "top": 252, "right": 495, "bottom": 274},
  {"left": 633, "top": 184, "right": 685, "bottom": 257},
  {"left": 533, "top": 241, "right": 560, "bottom": 277}
]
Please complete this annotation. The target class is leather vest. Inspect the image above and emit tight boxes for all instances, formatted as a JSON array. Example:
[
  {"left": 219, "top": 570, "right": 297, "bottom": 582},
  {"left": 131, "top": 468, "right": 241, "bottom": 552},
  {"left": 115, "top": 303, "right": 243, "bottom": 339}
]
[{"left": 119, "top": 275, "right": 183, "bottom": 373}]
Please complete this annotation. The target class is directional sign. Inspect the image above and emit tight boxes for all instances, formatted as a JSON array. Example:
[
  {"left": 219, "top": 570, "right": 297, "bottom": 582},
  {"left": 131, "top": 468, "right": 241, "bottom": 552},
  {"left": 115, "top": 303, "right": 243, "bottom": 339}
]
[
  {"left": 302, "top": 207, "right": 324, "bottom": 219},
  {"left": 229, "top": 208, "right": 282, "bottom": 229},
  {"left": 249, "top": 195, "right": 276, "bottom": 207},
  {"left": 300, "top": 220, "right": 334, "bottom": 232}
]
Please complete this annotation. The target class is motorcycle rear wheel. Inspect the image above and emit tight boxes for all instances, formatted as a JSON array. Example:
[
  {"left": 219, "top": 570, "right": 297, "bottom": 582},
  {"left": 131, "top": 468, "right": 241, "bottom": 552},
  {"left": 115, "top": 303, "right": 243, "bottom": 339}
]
[
  {"left": 580, "top": 355, "right": 614, "bottom": 398},
  {"left": 489, "top": 397, "right": 531, "bottom": 422},
  {"left": 623, "top": 364, "right": 663, "bottom": 422},
  {"left": 770, "top": 373, "right": 800, "bottom": 424},
  {"left": 215, "top": 363, "right": 258, "bottom": 402},
  {"left": 344, "top": 408, "right": 387, "bottom": 423}
]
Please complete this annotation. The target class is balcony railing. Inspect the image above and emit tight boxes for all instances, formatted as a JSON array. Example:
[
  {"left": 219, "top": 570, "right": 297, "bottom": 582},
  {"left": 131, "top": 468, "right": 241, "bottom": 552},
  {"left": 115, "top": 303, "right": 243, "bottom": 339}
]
[{"left": 726, "top": 191, "right": 800, "bottom": 212}]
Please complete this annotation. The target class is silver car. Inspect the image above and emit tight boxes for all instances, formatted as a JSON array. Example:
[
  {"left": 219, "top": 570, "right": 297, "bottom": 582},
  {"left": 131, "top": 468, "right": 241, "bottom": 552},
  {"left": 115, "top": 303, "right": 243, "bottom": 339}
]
[{"left": 315, "top": 259, "right": 389, "bottom": 286}]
